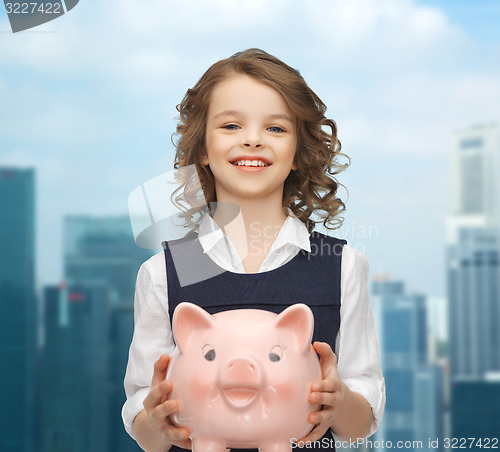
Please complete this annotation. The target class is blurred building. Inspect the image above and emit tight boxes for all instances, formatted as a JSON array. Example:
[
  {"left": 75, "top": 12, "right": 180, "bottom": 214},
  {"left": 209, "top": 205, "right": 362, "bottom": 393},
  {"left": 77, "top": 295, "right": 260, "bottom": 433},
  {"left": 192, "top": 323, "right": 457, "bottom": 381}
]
[
  {"left": 415, "top": 365, "right": 443, "bottom": 447},
  {"left": 63, "top": 216, "right": 150, "bottom": 302},
  {"left": 447, "top": 123, "right": 500, "bottom": 378},
  {"left": 447, "top": 227, "right": 500, "bottom": 378},
  {"left": 62, "top": 216, "right": 151, "bottom": 452},
  {"left": 446, "top": 123, "right": 500, "bottom": 437},
  {"left": 451, "top": 374, "right": 500, "bottom": 449},
  {"left": 372, "top": 276, "right": 443, "bottom": 451},
  {"left": 449, "top": 123, "right": 500, "bottom": 225},
  {"left": 0, "top": 167, "right": 37, "bottom": 452},
  {"left": 41, "top": 283, "right": 111, "bottom": 452}
]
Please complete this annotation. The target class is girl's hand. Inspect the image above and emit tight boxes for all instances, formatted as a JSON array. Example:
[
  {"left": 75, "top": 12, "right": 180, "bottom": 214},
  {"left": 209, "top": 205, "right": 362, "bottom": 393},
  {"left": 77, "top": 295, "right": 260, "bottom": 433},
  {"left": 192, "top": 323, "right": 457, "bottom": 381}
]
[
  {"left": 142, "top": 354, "right": 192, "bottom": 449},
  {"left": 299, "top": 342, "right": 346, "bottom": 444}
]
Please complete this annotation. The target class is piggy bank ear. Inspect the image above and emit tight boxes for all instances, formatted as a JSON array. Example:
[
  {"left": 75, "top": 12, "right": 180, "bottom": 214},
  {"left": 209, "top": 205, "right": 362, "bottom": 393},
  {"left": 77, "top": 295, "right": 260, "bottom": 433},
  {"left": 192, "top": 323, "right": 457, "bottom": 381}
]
[
  {"left": 172, "top": 302, "right": 215, "bottom": 353},
  {"left": 275, "top": 304, "right": 314, "bottom": 354}
]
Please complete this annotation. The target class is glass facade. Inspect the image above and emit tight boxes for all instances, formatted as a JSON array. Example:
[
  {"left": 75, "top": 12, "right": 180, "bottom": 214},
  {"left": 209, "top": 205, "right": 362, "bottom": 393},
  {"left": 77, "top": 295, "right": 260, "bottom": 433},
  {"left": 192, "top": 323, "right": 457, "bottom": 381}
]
[
  {"left": 448, "top": 123, "right": 500, "bottom": 442},
  {"left": 447, "top": 228, "right": 500, "bottom": 379},
  {"left": 0, "top": 167, "right": 36, "bottom": 452},
  {"left": 372, "top": 285, "right": 443, "bottom": 451}
]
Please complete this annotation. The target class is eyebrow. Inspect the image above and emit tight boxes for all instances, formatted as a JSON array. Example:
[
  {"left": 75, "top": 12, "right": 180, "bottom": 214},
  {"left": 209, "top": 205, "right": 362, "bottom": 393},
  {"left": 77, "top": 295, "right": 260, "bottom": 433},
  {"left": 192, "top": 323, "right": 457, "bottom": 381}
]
[{"left": 212, "top": 110, "right": 293, "bottom": 123}]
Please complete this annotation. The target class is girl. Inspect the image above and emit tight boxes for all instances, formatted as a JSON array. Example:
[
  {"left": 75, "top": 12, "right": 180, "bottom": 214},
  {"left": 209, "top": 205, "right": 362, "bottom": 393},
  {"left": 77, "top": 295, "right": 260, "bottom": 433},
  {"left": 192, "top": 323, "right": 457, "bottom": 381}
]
[{"left": 122, "top": 49, "right": 385, "bottom": 452}]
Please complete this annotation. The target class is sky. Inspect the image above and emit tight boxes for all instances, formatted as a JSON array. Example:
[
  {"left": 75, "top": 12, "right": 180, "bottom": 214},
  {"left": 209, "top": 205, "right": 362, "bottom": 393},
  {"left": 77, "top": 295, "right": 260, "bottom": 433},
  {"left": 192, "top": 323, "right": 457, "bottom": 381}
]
[{"left": 1, "top": 0, "right": 500, "bottom": 299}]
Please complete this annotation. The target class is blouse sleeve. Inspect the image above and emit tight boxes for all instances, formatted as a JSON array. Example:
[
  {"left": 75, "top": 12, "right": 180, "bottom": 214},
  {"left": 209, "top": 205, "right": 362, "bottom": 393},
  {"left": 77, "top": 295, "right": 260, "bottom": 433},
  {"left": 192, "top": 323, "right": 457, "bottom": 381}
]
[
  {"left": 121, "top": 252, "right": 176, "bottom": 439},
  {"left": 335, "top": 245, "right": 386, "bottom": 439}
]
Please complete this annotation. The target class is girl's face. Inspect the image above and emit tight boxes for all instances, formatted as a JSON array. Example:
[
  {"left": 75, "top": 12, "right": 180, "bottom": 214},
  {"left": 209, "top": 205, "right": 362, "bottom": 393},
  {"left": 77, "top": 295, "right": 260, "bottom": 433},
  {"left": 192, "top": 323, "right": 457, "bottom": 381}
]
[{"left": 202, "top": 74, "right": 297, "bottom": 204}]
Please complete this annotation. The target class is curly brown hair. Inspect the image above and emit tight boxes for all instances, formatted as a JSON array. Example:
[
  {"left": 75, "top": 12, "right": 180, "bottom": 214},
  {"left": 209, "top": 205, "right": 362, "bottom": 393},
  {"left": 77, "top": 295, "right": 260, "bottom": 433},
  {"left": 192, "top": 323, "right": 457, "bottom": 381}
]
[{"left": 172, "top": 48, "right": 349, "bottom": 234}]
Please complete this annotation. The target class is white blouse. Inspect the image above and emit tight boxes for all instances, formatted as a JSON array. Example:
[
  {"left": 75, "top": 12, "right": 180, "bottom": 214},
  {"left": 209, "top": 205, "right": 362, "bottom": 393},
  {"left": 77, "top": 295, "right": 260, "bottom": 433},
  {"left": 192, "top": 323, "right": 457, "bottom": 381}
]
[{"left": 122, "top": 213, "right": 386, "bottom": 441}]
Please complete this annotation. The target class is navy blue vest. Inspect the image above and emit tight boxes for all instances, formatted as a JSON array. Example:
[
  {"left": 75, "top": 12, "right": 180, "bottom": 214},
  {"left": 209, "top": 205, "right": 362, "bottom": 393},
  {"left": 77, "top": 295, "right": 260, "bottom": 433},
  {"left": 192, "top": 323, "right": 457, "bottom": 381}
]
[{"left": 163, "top": 231, "right": 346, "bottom": 451}]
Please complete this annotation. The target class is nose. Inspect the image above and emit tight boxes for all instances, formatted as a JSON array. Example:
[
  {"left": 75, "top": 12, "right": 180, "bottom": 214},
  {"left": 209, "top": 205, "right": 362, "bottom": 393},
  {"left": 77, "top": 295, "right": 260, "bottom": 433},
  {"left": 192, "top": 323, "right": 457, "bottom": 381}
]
[
  {"left": 244, "top": 141, "right": 262, "bottom": 148},
  {"left": 243, "top": 128, "right": 262, "bottom": 148},
  {"left": 220, "top": 357, "right": 262, "bottom": 387}
]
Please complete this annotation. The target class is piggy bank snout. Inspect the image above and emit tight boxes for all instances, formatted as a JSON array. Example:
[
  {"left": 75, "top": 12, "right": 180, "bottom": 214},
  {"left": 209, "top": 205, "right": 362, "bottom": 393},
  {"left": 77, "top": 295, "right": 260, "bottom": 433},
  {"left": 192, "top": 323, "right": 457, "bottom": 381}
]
[
  {"left": 220, "top": 357, "right": 262, "bottom": 387},
  {"left": 220, "top": 357, "right": 262, "bottom": 409}
]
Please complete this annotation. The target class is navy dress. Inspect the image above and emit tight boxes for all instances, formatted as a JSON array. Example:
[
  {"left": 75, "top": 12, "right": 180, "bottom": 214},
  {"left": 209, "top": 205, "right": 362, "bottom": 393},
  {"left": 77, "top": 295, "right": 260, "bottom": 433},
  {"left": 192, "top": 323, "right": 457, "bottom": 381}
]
[{"left": 163, "top": 231, "right": 346, "bottom": 451}]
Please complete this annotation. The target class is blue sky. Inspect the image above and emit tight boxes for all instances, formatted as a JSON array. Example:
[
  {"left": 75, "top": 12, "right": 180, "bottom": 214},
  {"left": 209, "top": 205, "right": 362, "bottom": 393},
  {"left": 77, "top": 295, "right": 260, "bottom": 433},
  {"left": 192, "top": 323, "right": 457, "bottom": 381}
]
[{"left": 1, "top": 0, "right": 499, "bottom": 298}]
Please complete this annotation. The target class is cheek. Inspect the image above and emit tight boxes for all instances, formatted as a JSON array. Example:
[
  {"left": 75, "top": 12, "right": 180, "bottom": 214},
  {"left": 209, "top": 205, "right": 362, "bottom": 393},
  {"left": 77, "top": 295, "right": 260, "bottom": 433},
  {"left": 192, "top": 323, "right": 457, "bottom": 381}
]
[
  {"left": 265, "top": 365, "right": 295, "bottom": 398},
  {"left": 206, "top": 133, "right": 231, "bottom": 157},
  {"left": 272, "top": 380, "right": 295, "bottom": 400},
  {"left": 189, "top": 366, "right": 219, "bottom": 400},
  {"left": 275, "top": 140, "right": 297, "bottom": 167}
]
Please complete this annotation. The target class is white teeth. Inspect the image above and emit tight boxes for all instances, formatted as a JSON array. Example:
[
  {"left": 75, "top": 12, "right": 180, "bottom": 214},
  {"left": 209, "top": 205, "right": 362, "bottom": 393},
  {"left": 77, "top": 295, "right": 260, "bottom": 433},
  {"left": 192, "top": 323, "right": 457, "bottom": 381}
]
[{"left": 234, "top": 160, "right": 269, "bottom": 167}]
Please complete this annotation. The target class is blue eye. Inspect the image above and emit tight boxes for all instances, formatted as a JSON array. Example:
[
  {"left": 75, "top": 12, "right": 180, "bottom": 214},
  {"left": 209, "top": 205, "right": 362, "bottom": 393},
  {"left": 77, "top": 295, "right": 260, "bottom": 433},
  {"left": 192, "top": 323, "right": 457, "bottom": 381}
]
[
  {"left": 222, "top": 124, "right": 240, "bottom": 130},
  {"left": 268, "top": 126, "right": 285, "bottom": 133}
]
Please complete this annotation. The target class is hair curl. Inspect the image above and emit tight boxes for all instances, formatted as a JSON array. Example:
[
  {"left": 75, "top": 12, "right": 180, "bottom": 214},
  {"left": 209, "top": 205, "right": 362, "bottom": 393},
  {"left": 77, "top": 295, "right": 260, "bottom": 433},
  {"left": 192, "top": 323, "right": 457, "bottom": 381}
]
[{"left": 172, "top": 48, "right": 349, "bottom": 234}]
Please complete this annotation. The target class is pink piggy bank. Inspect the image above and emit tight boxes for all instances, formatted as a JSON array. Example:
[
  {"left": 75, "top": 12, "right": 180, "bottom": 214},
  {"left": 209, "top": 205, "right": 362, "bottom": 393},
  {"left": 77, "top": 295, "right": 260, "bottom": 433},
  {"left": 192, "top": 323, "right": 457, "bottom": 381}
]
[{"left": 166, "top": 302, "right": 322, "bottom": 452}]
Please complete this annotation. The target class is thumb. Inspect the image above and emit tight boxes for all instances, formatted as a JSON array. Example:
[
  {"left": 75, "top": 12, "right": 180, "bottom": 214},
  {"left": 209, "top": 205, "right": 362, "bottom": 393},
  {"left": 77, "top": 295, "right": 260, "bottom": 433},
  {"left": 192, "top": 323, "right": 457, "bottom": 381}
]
[
  {"left": 151, "top": 353, "right": 170, "bottom": 386},
  {"left": 313, "top": 342, "right": 338, "bottom": 376}
]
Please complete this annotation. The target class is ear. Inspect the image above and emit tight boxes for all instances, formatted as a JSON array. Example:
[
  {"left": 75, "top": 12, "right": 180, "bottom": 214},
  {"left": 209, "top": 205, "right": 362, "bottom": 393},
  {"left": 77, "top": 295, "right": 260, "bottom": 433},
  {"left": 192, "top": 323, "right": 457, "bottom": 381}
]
[
  {"left": 275, "top": 304, "right": 314, "bottom": 354},
  {"left": 172, "top": 302, "right": 215, "bottom": 353},
  {"left": 200, "top": 146, "right": 209, "bottom": 166}
]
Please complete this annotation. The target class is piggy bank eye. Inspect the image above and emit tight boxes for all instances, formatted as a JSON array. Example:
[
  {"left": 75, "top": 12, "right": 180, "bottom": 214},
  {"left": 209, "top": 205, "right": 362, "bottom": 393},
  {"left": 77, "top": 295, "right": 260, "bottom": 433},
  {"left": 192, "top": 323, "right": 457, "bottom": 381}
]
[
  {"left": 202, "top": 344, "right": 216, "bottom": 361},
  {"left": 269, "top": 345, "right": 284, "bottom": 362}
]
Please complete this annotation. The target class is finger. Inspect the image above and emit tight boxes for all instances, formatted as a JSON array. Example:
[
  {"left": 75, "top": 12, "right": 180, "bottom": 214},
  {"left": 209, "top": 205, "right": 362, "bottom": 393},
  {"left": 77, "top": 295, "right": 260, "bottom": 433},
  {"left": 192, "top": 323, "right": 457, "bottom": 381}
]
[
  {"left": 309, "top": 390, "right": 338, "bottom": 407},
  {"left": 297, "top": 423, "right": 329, "bottom": 445},
  {"left": 308, "top": 407, "right": 335, "bottom": 426},
  {"left": 150, "top": 399, "right": 179, "bottom": 423},
  {"left": 152, "top": 354, "right": 171, "bottom": 386},
  {"left": 161, "top": 423, "right": 191, "bottom": 444},
  {"left": 313, "top": 342, "right": 338, "bottom": 371},
  {"left": 310, "top": 376, "right": 341, "bottom": 394},
  {"left": 144, "top": 380, "right": 173, "bottom": 411}
]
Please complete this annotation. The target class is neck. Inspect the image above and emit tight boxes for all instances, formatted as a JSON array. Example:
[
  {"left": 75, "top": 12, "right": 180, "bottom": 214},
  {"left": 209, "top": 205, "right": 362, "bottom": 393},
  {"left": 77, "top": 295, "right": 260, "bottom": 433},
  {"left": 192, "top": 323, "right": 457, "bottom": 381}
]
[
  {"left": 213, "top": 194, "right": 286, "bottom": 235},
  {"left": 211, "top": 192, "right": 287, "bottom": 265}
]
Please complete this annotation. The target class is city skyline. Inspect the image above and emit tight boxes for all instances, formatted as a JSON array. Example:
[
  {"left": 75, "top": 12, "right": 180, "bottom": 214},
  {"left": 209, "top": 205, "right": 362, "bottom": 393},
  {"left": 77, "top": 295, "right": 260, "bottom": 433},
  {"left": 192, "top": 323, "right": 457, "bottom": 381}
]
[
  {"left": 2, "top": 2, "right": 500, "bottom": 451},
  {"left": 2, "top": 1, "right": 500, "bottom": 299},
  {"left": 1, "top": 116, "right": 499, "bottom": 449}
]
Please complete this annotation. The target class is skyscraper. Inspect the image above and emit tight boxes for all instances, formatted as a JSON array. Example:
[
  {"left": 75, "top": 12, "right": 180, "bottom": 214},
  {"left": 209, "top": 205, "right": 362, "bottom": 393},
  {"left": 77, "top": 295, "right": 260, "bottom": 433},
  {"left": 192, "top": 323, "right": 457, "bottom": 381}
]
[
  {"left": 63, "top": 215, "right": 151, "bottom": 452},
  {"left": 446, "top": 123, "right": 500, "bottom": 442},
  {"left": 449, "top": 123, "right": 500, "bottom": 224},
  {"left": 0, "top": 167, "right": 36, "bottom": 452},
  {"left": 372, "top": 276, "right": 442, "bottom": 450},
  {"left": 447, "top": 123, "right": 500, "bottom": 380},
  {"left": 64, "top": 216, "right": 151, "bottom": 301},
  {"left": 41, "top": 282, "right": 111, "bottom": 452},
  {"left": 451, "top": 375, "right": 500, "bottom": 440}
]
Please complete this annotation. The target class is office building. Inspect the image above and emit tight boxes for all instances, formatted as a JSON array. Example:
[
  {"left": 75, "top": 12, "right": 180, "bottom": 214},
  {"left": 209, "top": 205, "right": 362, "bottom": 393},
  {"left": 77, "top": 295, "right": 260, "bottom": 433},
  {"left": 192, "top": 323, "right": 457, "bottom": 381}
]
[
  {"left": 41, "top": 283, "right": 111, "bottom": 452},
  {"left": 447, "top": 124, "right": 500, "bottom": 379},
  {"left": 415, "top": 365, "right": 443, "bottom": 448},
  {"left": 446, "top": 123, "right": 500, "bottom": 438},
  {"left": 63, "top": 216, "right": 152, "bottom": 451},
  {"left": 0, "top": 167, "right": 36, "bottom": 452},
  {"left": 451, "top": 375, "right": 500, "bottom": 447},
  {"left": 372, "top": 277, "right": 442, "bottom": 450}
]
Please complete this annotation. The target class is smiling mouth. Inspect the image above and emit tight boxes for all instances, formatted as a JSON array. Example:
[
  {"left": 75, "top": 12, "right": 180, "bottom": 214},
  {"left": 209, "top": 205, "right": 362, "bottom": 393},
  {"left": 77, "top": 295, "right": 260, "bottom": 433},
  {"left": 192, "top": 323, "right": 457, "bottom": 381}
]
[
  {"left": 223, "top": 388, "right": 258, "bottom": 408},
  {"left": 230, "top": 159, "right": 271, "bottom": 167}
]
